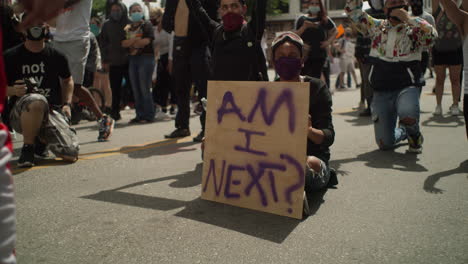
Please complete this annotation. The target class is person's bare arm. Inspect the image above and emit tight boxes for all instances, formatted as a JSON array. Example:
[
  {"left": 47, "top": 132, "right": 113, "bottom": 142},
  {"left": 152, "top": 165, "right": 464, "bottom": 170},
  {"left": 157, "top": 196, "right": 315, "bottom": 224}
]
[
  {"left": 122, "top": 38, "right": 137, "bottom": 48},
  {"left": 322, "top": 28, "right": 337, "bottom": 49},
  {"left": 18, "top": 0, "right": 66, "bottom": 29},
  {"left": 439, "top": 0, "right": 468, "bottom": 36},
  {"left": 133, "top": 38, "right": 151, "bottom": 48},
  {"left": 61, "top": 77, "right": 74, "bottom": 117},
  {"left": 432, "top": 0, "right": 439, "bottom": 14}
]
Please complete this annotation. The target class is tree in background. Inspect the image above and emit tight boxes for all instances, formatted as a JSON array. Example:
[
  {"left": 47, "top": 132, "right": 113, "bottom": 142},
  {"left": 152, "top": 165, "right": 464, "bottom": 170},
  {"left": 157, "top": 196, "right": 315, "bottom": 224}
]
[
  {"left": 92, "top": 0, "right": 106, "bottom": 17},
  {"left": 246, "top": 0, "right": 289, "bottom": 15}
]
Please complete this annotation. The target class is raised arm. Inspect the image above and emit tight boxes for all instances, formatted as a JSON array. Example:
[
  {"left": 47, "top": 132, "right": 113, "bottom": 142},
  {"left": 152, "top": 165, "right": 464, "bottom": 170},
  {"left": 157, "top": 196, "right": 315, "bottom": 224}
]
[
  {"left": 248, "top": 0, "right": 267, "bottom": 41},
  {"left": 408, "top": 16, "right": 438, "bottom": 48},
  {"left": 439, "top": 0, "right": 468, "bottom": 36},
  {"left": 186, "top": 0, "right": 220, "bottom": 35},
  {"left": 345, "top": 0, "right": 382, "bottom": 36}
]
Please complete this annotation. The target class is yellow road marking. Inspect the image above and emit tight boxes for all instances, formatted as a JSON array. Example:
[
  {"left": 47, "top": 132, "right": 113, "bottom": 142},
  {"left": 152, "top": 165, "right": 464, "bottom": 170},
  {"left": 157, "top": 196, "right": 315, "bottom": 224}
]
[
  {"left": 11, "top": 107, "right": 363, "bottom": 174},
  {"left": 12, "top": 137, "right": 194, "bottom": 174}
]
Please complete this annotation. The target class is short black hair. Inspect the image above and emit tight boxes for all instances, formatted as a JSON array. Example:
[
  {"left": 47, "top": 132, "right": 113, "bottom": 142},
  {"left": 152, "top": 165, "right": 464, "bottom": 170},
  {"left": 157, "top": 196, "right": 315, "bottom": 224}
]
[{"left": 220, "top": 0, "right": 246, "bottom": 5}]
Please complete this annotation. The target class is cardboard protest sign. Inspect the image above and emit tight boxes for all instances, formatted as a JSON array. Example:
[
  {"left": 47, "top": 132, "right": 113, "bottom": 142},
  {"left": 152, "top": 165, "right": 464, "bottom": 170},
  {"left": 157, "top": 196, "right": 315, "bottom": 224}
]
[{"left": 201, "top": 81, "right": 310, "bottom": 219}]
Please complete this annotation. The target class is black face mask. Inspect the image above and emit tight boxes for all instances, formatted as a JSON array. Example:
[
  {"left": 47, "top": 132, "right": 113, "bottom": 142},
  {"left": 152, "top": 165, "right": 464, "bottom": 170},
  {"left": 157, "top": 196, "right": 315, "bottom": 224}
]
[
  {"left": 26, "top": 26, "right": 46, "bottom": 41},
  {"left": 387, "top": 5, "right": 409, "bottom": 22},
  {"left": 411, "top": 0, "right": 423, "bottom": 16}
]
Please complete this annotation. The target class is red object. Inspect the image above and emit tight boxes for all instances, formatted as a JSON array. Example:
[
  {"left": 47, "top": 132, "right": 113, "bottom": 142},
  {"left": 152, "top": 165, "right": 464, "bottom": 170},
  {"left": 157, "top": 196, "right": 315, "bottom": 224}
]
[{"left": 0, "top": 27, "right": 7, "bottom": 113}]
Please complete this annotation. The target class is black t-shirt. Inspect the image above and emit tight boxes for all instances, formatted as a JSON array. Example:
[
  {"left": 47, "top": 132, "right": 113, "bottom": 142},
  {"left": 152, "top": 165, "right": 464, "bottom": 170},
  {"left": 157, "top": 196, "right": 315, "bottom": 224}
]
[
  {"left": 274, "top": 76, "right": 334, "bottom": 163},
  {"left": 295, "top": 15, "right": 335, "bottom": 59},
  {"left": 305, "top": 77, "right": 334, "bottom": 164},
  {"left": 4, "top": 43, "right": 71, "bottom": 107},
  {"left": 211, "top": 25, "right": 268, "bottom": 81}
]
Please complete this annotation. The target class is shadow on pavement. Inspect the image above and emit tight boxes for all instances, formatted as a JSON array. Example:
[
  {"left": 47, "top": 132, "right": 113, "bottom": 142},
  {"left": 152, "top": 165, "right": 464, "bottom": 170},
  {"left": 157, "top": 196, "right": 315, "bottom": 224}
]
[
  {"left": 81, "top": 163, "right": 203, "bottom": 211},
  {"left": 304, "top": 188, "right": 328, "bottom": 217},
  {"left": 175, "top": 198, "right": 300, "bottom": 244},
  {"left": 330, "top": 148, "right": 427, "bottom": 173},
  {"left": 421, "top": 115, "right": 465, "bottom": 128},
  {"left": 124, "top": 141, "right": 198, "bottom": 159},
  {"left": 82, "top": 162, "right": 302, "bottom": 243},
  {"left": 423, "top": 160, "right": 468, "bottom": 194},
  {"left": 336, "top": 110, "right": 373, "bottom": 127}
]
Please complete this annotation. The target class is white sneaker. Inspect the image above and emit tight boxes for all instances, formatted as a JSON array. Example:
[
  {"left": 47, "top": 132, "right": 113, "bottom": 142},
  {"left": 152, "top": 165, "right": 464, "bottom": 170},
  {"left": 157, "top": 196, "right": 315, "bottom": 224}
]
[
  {"left": 433, "top": 105, "right": 442, "bottom": 116},
  {"left": 155, "top": 111, "right": 170, "bottom": 120},
  {"left": 449, "top": 104, "right": 461, "bottom": 116}
]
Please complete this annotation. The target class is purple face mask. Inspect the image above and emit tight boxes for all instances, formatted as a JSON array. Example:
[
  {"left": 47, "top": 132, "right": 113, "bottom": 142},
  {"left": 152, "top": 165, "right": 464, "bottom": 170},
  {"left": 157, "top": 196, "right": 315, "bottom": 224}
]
[{"left": 275, "top": 57, "right": 302, "bottom": 80}]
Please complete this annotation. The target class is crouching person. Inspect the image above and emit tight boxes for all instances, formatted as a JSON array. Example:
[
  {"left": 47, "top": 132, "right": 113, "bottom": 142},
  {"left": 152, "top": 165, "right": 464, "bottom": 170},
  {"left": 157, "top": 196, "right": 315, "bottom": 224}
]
[
  {"left": 4, "top": 20, "right": 76, "bottom": 168},
  {"left": 273, "top": 32, "right": 338, "bottom": 195}
]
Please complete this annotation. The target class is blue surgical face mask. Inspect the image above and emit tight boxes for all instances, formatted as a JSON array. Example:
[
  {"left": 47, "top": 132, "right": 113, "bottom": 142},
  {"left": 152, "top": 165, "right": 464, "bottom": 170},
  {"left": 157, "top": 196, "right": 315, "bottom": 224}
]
[
  {"left": 131, "top": 12, "right": 144, "bottom": 22},
  {"left": 308, "top": 6, "right": 321, "bottom": 14},
  {"left": 90, "top": 24, "right": 100, "bottom": 36}
]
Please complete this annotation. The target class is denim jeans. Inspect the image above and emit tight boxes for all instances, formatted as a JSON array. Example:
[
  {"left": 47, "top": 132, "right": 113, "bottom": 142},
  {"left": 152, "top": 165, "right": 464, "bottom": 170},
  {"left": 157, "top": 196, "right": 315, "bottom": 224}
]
[
  {"left": 129, "top": 55, "right": 156, "bottom": 121},
  {"left": 371, "top": 87, "right": 421, "bottom": 150}
]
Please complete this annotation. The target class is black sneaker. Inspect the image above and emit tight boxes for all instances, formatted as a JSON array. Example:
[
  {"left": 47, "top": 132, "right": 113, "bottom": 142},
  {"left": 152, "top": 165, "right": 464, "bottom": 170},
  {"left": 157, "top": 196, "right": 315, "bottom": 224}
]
[
  {"left": 359, "top": 108, "right": 371, "bottom": 117},
  {"left": 164, "top": 128, "right": 191, "bottom": 139},
  {"left": 408, "top": 132, "right": 424, "bottom": 154},
  {"left": 111, "top": 112, "right": 122, "bottom": 121},
  {"left": 18, "top": 144, "right": 35, "bottom": 168},
  {"left": 169, "top": 106, "right": 176, "bottom": 115},
  {"left": 34, "top": 138, "right": 49, "bottom": 159},
  {"left": 98, "top": 115, "right": 115, "bottom": 142},
  {"left": 193, "top": 130, "right": 204, "bottom": 142},
  {"left": 327, "top": 168, "right": 338, "bottom": 187}
]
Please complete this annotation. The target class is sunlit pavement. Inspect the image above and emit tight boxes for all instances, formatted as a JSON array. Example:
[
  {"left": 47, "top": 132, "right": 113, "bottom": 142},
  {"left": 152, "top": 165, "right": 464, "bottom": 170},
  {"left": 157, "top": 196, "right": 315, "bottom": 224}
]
[{"left": 12, "top": 73, "right": 467, "bottom": 264}]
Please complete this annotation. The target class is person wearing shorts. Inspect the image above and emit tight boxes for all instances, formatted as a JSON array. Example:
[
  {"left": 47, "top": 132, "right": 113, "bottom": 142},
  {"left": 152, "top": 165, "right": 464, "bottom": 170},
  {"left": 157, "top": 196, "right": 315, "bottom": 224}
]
[
  {"left": 432, "top": 0, "right": 463, "bottom": 116},
  {"left": 53, "top": 0, "right": 114, "bottom": 141},
  {"left": 437, "top": 0, "right": 468, "bottom": 139},
  {"left": 4, "top": 20, "right": 74, "bottom": 167}
]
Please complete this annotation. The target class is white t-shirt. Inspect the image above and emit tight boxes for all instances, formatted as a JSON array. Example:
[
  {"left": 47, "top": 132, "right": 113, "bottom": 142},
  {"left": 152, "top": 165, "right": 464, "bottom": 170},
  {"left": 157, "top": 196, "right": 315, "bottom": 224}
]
[
  {"left": 55, "top": 0, "right": 92, "bottom": 42},
  {"left": 340, "top": 38, "right": 355, "bottom": 59},
  {"left": 464, "top": 37, "right": 468, "bottom": 95}
]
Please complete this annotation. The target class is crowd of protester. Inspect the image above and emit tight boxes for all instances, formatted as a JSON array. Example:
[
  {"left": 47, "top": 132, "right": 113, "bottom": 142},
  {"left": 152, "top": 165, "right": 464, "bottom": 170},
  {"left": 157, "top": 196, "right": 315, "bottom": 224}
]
[{"left": 1, "top": 0, "right": 468, "bottom": 263}]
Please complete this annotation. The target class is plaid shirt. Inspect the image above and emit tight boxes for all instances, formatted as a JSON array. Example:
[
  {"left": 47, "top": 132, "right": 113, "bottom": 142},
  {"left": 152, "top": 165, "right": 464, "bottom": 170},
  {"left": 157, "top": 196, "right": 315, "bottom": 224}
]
[{"left": 345, "top": 0, "right": 437, "bottom": 63}]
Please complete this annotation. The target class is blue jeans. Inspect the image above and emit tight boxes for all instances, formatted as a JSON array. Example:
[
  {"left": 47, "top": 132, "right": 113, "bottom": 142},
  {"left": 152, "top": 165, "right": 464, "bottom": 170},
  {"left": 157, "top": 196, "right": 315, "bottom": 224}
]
[
  {"left": 371, "top": 87, "right": 421, "bottom": 150},
  {"left": 129, "top": 55, "right": 155, "bottom": 121}
]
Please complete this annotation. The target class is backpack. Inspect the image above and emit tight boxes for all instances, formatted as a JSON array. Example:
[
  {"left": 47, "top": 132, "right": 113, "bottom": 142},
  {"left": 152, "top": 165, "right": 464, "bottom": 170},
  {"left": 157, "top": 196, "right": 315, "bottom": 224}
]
[
  {"left": 434, "top": 7, "right": 463, "bottom": 52},
  {"left": 41, "top": 110, "right": 80, "bottom": 162}
]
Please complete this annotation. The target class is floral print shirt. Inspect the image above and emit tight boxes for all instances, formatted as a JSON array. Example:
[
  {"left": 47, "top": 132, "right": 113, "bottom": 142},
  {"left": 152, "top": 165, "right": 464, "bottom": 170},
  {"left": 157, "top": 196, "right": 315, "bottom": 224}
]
[{"left": 345, "top": 0, "right": 437, "bottom": 62}]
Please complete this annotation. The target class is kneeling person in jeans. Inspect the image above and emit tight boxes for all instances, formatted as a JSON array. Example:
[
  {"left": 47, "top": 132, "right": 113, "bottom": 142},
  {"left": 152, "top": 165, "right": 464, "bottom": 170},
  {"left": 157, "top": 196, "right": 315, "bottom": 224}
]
[
  {"left": 272, "top": 32, "right": 336, "bottom": 193},
  {"left": 4, "top": 21, "right": 74, "bottom": 168}
]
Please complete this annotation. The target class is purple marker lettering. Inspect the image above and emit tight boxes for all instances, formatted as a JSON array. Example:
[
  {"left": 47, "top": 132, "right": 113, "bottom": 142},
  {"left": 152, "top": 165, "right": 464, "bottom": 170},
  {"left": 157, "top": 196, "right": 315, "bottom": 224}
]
[
  {"left": 203, "top": 159, "right": 226, "bottom": 196},
  {"left": 280, "top": 154, "right": 305, "bottom": 205},
  {"left": 217, "top": 91, "right": 246, "bottom": 124},
  {"left": 234, "top": 128, "right": 267, "bottom": 156},
  {"left": 244, "top": 164, "right": 268, "bottom": 206},
  {"left": 224, "top": 165, "right": 245, "bottom": 199},
  {"left": 247, "top": 88, "right": 296, "bottom": 133}
]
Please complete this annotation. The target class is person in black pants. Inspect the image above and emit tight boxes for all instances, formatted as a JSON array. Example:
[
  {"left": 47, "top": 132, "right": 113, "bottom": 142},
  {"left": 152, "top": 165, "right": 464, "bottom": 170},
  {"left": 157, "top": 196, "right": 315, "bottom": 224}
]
[
  {"left": 294, "top": 0, "right": 337, "bottom": 79},
  {"left": 100, "top": 1, "right": 131, "bottom": 121},
  {"left": 162, "top": 0, "right": 218, "bottom": 141},
  {"left": 186, "top": 0, "right": 270, "bottom": 135}
]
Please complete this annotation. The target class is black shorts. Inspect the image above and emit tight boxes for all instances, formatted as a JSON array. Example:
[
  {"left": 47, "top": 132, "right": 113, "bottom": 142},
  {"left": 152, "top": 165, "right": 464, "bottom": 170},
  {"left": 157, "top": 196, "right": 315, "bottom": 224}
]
[
  {"left": 83, "top": 69, "right": 95, "bottom": 88},
  {"left": 432, "top": 47, "right": 463, "bottom": 66}
]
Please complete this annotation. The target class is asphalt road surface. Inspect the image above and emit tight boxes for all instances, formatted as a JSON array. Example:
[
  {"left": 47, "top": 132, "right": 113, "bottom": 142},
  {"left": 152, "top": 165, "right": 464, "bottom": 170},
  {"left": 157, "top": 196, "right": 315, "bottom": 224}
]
[{"left": 12, "top": 75, "right": 467, "bottom": 264}]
